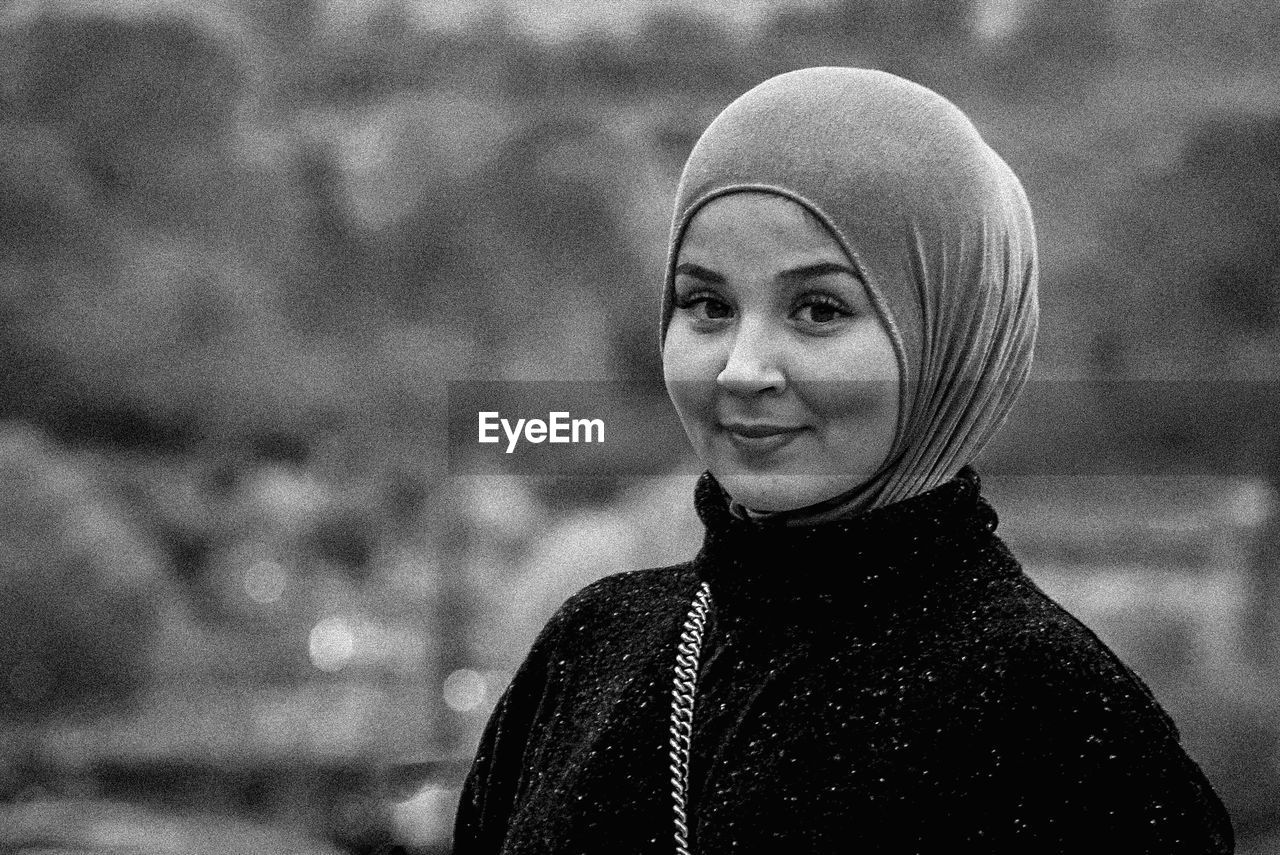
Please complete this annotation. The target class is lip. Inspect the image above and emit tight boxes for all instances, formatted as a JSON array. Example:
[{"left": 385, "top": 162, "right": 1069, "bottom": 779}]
[
  {"left": 720, "top": 422, "right": 806, "bottom": 454},
  {"left": 721, "top": 422, "right": 805, "bottom": 438}
]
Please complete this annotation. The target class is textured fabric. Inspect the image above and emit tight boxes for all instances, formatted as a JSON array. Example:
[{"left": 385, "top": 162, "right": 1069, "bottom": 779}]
[
  {"left": 659, "top": 68, "right": 1039, "bottom": 511},
  {"left": 453, "top": 468, "right": 1233, "bottom": 854}
]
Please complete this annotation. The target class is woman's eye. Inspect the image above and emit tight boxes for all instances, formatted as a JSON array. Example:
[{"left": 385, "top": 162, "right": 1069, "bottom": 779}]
[
  {"left": 794, "top": 296, "right": 851, "bottom": 324},
  {"left": 699, "top": 298, "right": 732, "bottom": 319},
  {"left": 676, "top": 293, "right": 732, "bottom": 321}
]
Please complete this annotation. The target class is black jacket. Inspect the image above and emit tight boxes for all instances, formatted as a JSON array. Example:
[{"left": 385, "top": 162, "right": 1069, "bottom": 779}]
[{"left": 454, "top": 467, "right": 1233, "bottom": 853}]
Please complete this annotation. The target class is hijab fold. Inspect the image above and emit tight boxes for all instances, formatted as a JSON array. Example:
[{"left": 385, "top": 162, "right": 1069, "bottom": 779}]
[{"left": 660, "top": 67, "right": 1039, "bottom": 514}]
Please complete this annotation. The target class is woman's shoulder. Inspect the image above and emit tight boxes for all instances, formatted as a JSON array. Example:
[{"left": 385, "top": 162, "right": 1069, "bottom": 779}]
[
  {"left": 537, "top": 561, "right": 701, "bottom": 645},
  {"left": 957, "top": 559, "right": 1179, "bottom": 733}
]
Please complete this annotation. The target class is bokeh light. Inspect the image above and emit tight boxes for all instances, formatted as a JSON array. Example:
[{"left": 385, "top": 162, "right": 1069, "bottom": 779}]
[
  {"left": 442, "top": 668, "right": 487, "bottom": 713},
  {"left": 308, "top": 617, "right": 355, "bottom": 673}
]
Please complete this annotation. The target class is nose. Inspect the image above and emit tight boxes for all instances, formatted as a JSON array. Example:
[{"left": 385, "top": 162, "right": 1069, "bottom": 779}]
[{"left": 716, "top": 319, "right": 786, "bottom": 395}]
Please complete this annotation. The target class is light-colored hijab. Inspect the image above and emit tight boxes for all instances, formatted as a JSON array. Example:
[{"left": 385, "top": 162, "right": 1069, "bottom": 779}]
[{"left": 660, "top": 67, "right": 1039, "bottom": 515}]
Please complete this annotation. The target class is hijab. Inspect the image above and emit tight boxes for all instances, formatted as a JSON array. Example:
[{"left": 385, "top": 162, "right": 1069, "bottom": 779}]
[{"left": 660, "top": 67, "right": 1039, "bottom": 517}]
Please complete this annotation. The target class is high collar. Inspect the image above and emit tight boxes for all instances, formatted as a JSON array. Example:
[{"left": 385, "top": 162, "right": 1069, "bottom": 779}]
[{"left": 692, "top": 465, "right": 1001, "bottom": 612}]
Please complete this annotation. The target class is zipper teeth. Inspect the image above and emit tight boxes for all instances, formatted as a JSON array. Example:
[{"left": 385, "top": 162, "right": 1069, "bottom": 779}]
[{"left": 669, "top": 580, "right": 712, "bottom": 855}]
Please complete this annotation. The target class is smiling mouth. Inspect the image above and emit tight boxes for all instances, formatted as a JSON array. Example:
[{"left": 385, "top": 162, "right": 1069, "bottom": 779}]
[
  {"left": 720, "top": 423, "right": 807, "bottom": 454},
  {"left": 721, "top": 423, "right": 805, "bottom": 438}
]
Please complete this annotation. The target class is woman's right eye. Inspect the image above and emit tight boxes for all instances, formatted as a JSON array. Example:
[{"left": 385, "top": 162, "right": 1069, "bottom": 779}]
[{"left": 675, "top": 293, "right": 733, "bottom": 321}]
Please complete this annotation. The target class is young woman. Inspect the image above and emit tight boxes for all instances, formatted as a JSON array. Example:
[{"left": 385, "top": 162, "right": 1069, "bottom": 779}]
[{"left": 453, "top": 67, "right": 1233, "bottom": 854}]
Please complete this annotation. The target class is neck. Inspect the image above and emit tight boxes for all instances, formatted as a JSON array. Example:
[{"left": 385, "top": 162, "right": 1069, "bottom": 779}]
[
  {"left": 729, "top": 478, "right": 881, "bottom": 526},
  {"left": 726, "top": 453, "right": 905, "bottom": 526}
]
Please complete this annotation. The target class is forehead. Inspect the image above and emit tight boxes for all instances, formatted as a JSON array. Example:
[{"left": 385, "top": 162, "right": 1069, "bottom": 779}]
[{"left": 677, "top": 192, "right": 847, "bottom": 263}]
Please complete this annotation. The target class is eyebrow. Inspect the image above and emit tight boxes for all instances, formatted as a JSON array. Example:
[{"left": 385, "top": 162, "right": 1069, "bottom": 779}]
[
  {"left": 673, "top": 261, "right": 725, "bottom": 284},
  {"left": 673, "top": 260, "right": 861, "bottom": 285},
  {"left": 777, "top": 261, "right": 861, "bottom": 284}
]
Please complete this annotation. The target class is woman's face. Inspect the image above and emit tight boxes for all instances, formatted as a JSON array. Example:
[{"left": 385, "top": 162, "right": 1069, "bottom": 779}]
[{"left": 663, "top": 192, "right": 900, "bottom": 511}]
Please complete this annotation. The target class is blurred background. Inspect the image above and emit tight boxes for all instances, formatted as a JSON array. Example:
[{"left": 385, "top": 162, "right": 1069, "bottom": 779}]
[{"left": 2, "top": 0, "right": 1279, "bottom": 851}]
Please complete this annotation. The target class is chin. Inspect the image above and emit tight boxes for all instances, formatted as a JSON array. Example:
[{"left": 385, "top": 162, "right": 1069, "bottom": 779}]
[{"left": 715, "top": 471, "right": 852, "bottom": 513}]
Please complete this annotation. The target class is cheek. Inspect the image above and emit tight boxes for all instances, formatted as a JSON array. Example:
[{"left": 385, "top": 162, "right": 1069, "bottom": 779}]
[
  {"left": 805, "top": 379, "right": 898, "bottom": 422},
  {"left": 799, "top": 337, "right": 900, "bottom": 436},
  {"left": 662, "top": 330, "right": 719, "bottom": 425},
  {"left": 663, "top": 324, "right": 706, "bottom": 377},
  {"left": 803, "top": 373, "right": 899, "bottom": 482}
]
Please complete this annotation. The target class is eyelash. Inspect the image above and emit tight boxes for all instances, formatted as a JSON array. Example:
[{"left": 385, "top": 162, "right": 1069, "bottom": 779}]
[
  {"left": 796, "top": 292, "right": 851, "bottom": 323},
  {"left": 673, "top": 290, "right": 726, "bottom": 315}
]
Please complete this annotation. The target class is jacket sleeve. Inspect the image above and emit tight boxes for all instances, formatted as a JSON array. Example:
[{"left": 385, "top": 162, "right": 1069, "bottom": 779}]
[
  {"left": 451, "top": 606, "right": 566, "bottom": 855},
  {"left": 954, "top": 645, "right": 1235, "bottom": 854}
]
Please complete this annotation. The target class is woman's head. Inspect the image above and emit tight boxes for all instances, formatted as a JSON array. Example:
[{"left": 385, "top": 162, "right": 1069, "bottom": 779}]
[
  {"left": 661, "top": 67, "right": 1038, "bottom": 513},
  {"left": 663, "top": 192, "right": 899, "bottom": 511}
]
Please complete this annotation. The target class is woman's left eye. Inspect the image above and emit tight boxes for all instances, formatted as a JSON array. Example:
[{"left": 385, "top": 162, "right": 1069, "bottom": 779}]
[{"left": 793, "top": 295, "right": 852, "bottom": 324}]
